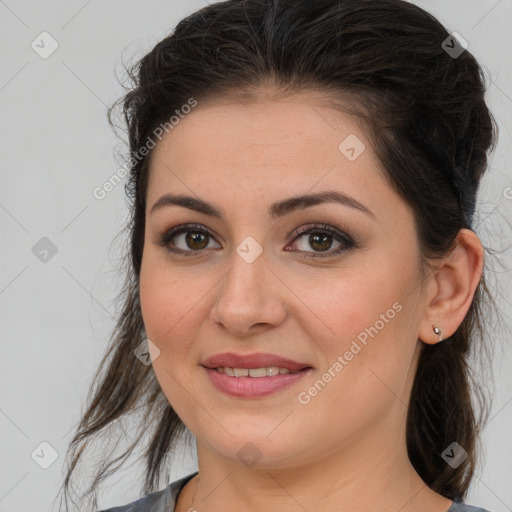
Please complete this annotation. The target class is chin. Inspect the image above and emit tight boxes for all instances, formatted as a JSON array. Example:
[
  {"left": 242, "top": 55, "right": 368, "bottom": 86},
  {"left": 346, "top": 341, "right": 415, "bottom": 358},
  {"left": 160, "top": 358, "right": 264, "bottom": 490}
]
[{"left": 197, "top": 428, "right": 312, "bottom": 470}]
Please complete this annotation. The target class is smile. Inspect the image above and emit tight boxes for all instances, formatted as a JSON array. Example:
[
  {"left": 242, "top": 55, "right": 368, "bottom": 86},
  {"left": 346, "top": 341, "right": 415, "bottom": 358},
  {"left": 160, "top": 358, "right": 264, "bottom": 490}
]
[
  {"left": 215, "top": 366, "right": 298, "bottom": 377},
  {"left": 204, "top": 366, "right": 312, "bottom": 398}
]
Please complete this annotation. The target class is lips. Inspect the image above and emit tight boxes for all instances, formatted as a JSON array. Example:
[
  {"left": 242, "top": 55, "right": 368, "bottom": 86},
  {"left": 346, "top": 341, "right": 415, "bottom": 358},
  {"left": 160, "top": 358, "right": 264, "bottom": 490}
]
[{"left": 201, "top": 352, "right": 312, "bottom": 373}]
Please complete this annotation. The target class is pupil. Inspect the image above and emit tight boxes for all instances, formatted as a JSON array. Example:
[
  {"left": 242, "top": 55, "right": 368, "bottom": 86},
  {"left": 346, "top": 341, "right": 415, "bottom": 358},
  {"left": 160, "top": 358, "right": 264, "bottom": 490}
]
[{"left": 310, "top": 233, "right": 332, "bottom": 251}]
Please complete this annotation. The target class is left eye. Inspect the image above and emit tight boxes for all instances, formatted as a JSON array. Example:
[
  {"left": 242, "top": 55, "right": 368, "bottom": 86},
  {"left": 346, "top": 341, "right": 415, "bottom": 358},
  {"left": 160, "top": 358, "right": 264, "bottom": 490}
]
[
  {"left": 287, "top": 225, "right": 356, "bottom": 258},
  {"left": 293, "top": 232, "right": 342, "bottom": 252}
]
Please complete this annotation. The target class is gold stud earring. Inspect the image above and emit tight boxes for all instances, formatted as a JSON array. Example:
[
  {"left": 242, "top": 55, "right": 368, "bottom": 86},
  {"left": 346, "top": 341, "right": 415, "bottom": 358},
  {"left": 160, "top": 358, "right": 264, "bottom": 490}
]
[{"left": 432, "top": 324, "right": 443, "bottom": 342}]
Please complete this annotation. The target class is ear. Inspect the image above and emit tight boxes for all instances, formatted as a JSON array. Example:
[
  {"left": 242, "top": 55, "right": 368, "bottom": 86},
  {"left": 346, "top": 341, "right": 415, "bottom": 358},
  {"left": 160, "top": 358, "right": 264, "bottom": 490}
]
[{"left": 419, "top": 229, "right": 484, "bottom": 345}]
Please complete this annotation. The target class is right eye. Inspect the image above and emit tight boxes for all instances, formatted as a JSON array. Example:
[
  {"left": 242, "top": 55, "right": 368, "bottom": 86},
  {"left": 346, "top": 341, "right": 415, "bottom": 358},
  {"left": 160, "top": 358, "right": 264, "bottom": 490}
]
[{"left": 156, "top": 224, "right": 221, "bottom": 256}]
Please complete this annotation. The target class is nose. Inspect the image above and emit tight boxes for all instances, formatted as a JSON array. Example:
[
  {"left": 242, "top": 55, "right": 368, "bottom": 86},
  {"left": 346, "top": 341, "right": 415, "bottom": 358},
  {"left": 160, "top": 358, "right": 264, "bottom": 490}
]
[{"left": 209, "top": 244, "right": 287, "bottom": 337}]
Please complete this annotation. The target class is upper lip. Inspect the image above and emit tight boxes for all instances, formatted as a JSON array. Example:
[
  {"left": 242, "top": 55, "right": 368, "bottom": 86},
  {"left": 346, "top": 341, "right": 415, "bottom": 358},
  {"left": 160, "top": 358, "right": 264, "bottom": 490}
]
[{"left": 201, "top": 352, "right": 312, "bottom": 372}]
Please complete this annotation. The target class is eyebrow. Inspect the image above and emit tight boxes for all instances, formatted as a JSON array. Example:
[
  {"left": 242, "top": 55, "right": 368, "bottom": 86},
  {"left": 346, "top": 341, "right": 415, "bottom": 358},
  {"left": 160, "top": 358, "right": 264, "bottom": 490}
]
[{"left": 149, "top": 190, "right": 375, "bottom": 219}]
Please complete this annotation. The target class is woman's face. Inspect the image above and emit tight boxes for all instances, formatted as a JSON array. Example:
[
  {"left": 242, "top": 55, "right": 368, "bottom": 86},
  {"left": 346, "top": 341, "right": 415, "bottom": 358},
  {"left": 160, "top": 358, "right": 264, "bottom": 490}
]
[{"left": 139, "top": 90, "right": 429, "bottom": 469}]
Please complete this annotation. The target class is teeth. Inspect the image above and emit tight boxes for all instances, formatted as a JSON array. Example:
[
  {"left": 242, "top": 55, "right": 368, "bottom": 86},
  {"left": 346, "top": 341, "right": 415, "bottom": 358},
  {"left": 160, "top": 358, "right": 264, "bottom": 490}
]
[{"left": 216, "top": 366, "right": 294, "bottom": 377}]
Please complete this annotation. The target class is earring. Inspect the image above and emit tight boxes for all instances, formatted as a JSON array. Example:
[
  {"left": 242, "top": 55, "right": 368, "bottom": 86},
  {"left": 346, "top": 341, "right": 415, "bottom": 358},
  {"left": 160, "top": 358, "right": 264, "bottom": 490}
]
[{"left": 432, "top": 324, "right": 443, "bottom": 342}]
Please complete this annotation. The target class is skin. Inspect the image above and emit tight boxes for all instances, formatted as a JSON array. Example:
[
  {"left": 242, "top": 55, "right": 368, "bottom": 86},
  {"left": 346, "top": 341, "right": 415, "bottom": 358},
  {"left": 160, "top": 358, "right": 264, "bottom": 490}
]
[{"left": 139, "top": 88, "right": 484, "bottom": 512}]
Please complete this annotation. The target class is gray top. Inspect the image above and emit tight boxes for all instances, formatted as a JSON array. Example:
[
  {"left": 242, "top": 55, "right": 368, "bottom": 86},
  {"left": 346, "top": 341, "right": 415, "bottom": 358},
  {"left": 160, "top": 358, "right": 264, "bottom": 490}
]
[{"left": 98, "top": 471, "right": 493, "bottom": 512}]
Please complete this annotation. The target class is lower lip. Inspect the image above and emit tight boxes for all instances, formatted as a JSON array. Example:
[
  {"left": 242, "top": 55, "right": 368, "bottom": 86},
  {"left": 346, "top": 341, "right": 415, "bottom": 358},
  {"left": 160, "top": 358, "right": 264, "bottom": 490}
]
[{"left": 204, "top": 367, "right": 312, "bottom": 398}]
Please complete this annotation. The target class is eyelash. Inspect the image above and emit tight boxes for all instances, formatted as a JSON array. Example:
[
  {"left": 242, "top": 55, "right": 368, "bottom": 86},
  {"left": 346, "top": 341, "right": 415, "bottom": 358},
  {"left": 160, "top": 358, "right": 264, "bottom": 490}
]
[{"left": 156, "top": 223, "right": 358, "bottom": 259}]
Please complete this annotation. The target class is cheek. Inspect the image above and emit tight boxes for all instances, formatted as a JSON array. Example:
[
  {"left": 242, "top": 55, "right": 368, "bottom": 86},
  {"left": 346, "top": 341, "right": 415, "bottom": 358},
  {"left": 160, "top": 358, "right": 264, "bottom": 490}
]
[
  {"left": 303, "top": 263, "right": 418, "bottom": 405},
  {"left": 298, "top": 279, "right": 415, "bottom": 437},
  {"left": 139, "top": 249, "right": 200, "bottom": 335},
  {"left": 308, "top": 269, "right": 404, "bottom": 348},
  {"left": 139, "top": 258, "right": 201, "bottom": 417}
]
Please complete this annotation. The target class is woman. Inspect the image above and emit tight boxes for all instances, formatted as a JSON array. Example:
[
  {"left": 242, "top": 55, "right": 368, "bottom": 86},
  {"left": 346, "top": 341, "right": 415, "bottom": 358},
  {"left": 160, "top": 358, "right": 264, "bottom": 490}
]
[{"left": 58, "top": 0, "right": 499, "bottom": 511}]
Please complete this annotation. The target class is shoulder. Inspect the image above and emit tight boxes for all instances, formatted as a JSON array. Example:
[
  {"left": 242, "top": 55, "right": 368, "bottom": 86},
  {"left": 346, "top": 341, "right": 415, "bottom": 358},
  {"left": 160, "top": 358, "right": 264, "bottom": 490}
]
[
  {"left": 96, "top": 472, "right": 198, "bottom": 512},
  {"left": 449, "top": 497, "right": 494, "bottom": 512}
]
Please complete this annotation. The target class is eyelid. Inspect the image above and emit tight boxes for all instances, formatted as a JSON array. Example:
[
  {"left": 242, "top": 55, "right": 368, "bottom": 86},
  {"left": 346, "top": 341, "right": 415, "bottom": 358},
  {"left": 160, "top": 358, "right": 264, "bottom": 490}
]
[{"left": 291, "top": 223, "right": 356, "bottom": 244}]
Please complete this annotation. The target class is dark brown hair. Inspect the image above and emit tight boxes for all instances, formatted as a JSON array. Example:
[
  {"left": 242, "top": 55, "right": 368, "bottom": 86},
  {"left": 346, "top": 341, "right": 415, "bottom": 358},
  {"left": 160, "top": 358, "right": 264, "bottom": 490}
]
[{"left": 57, "top": 0, "right": 498, "bottom": 509}]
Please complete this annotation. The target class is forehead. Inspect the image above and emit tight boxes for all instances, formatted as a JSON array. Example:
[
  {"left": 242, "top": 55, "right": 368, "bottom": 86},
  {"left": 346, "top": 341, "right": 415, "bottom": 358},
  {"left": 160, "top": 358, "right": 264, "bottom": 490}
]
[
  {"left": 156, "top": 93, "right": 359, "bottom": 150},
  {"left": 147, "top": 92, "right": 386, "bottom": 198}
]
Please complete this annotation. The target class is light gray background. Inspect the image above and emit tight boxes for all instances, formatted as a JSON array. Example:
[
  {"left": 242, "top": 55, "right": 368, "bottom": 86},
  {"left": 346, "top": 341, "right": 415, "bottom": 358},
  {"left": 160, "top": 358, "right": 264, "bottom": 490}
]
[{"left": 1, "top": 1, "right": 511, "bottom": 511}]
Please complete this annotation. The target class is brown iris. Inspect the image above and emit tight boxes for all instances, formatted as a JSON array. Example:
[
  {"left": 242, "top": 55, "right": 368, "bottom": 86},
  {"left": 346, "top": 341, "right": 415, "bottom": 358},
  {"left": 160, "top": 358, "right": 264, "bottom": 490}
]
[
  {"left": 186, "top": 231, "right": 209, "bottom": 250},
  {"left": 308, "top": 233, "right": 332, "bottom": 252}
]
